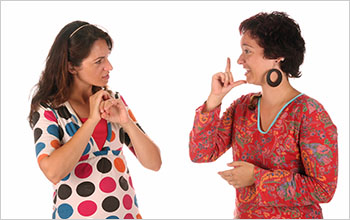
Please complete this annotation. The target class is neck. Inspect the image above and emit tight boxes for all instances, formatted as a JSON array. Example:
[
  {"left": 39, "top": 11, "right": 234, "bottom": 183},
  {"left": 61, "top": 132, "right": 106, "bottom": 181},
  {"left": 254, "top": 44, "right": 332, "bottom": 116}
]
[
  {"left": 69, "top": 81, "right": 93, "bottom": 105},
  {"left": 261, "top": 77, "right": 299, "bottom": 106}
]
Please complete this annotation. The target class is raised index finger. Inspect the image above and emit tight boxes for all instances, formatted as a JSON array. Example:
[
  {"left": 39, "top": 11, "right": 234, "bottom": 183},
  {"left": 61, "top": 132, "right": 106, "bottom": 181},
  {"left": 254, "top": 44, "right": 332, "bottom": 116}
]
[{"left": 225, "top": 57, "right": 231, "bottom": 73}]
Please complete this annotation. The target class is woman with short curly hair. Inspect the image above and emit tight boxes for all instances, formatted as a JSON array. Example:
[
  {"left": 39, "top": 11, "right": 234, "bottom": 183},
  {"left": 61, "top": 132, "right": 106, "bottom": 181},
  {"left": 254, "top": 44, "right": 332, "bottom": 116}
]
[{"left": 189, "top": 11, "right": 337, "bottom": 219}]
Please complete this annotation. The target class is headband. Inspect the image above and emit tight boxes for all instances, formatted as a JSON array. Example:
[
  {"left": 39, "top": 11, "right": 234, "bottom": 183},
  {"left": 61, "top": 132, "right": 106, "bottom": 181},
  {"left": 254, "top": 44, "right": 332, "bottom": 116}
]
[{"left": 69, "top": 24, "right": 91, "bottom": 38}]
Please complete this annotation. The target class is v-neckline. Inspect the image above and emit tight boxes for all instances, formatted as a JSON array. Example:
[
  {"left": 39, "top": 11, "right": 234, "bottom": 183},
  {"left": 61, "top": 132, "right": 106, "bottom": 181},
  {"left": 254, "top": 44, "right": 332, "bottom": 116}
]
[
  {"left": 257, "top": 93, "right": 304, "bottom": 134},
  {"left": 64, "top": 101, "right": 110, "bottom": 151}
]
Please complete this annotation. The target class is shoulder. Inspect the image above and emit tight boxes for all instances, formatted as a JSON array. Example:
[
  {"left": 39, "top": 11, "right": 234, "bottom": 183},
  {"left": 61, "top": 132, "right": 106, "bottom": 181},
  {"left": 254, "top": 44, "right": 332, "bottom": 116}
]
[{"left": 297, "top": 94, "right": 336, "bottom": 128}]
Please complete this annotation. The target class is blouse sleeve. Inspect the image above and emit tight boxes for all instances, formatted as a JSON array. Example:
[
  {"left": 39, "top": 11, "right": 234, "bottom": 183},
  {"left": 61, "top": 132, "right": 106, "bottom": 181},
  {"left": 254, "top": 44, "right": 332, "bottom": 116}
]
[
  {"left": 116, "top": 92, "right": 145, "bottom": 157},
  {"left": 189, "top": 97, "right": 241, "bottom": 163},
  {"left": 31, "top": 104, "right": 62, "bottom": 165},
  {"left": 253, "top": 99, "right": 338, "bottom": 207}
]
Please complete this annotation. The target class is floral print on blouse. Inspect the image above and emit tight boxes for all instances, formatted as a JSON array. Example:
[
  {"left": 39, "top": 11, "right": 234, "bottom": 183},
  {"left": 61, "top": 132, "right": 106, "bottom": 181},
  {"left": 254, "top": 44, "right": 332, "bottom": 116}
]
[{"left": 189, "top": 93, "right": 338, "bottom": 219}]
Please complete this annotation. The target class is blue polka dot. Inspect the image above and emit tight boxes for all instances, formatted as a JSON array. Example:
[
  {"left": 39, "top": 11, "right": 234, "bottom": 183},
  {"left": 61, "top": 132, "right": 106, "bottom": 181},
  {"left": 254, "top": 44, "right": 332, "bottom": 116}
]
[
  {"left": 52, "top": 208, "right": 57, "bottom": 219},
  {"left": 82, "top": 143, "right": 91, "bottom": 155},
  {"left": 47, "top": 124, "right": 60, "bottom": 139},
  {"left": 35, "top": 142, "right": 45, "bottom": 156},
  {"left": 112, "top": 150, "right": 121, "bottom": 156},
  {"left": 134, "top": 195, "right": 138, "bottom": 207},
  {"left": 65, "top": 122, "right": 80, "bottom": 136},
  {"left": 106, "top": 216, "right": 119, "bottom": 219},
  {"left": 57, "top": 203, "right": 73, "bottom": 219},
  {"left": 61, "top": 173, "right": 70, "bottom": 181},
  {"left": 106, "top": 123, "right": 112, "bottom": 141},
  {"left": 72, "top": 114, "right": 79, "bottom": 123}
]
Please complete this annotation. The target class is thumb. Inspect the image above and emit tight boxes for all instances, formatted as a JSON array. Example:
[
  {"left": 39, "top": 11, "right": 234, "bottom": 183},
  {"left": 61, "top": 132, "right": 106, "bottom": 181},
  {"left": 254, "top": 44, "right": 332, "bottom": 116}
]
[{"left": 227, "top": 161, "right": 243, "bottom": 167}]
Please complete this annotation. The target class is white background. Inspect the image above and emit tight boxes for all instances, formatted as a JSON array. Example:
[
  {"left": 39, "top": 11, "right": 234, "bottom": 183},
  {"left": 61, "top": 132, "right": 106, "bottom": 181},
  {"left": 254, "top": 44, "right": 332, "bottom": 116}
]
[{"left": 1, "top": 1, "right": 349, "bottom": 219}]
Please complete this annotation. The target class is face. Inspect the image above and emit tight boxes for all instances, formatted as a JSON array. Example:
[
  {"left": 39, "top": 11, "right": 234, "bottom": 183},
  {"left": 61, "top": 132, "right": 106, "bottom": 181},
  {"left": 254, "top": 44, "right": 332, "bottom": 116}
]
[
  {"left": 71, "top": 39, "right": 113, "bottom": 88},
  {"left": 237, "top": 32, "right": 276, "bottom": 85}
]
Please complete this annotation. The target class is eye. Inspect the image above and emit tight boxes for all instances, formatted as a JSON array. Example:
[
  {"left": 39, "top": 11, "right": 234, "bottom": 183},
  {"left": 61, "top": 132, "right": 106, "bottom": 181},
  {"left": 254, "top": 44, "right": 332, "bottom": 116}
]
[
  {"left": 244, "top": 49, "right": 250, "bottom": 54},
  {"left": 95, "top": 59, "right": 103, "bottom": 64}
]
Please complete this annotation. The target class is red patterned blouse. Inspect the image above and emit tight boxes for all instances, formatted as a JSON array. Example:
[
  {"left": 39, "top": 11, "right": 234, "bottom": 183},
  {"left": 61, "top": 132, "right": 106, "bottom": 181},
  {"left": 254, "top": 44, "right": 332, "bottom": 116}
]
[{"left": 189, "top": 93, "right": 338, "bottom": 219}]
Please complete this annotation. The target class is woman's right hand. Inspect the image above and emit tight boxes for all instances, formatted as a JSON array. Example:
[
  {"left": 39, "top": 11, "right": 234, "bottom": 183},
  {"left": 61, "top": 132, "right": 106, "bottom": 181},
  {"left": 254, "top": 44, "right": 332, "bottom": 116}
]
[
  {"left": 88, "top": 90, "right": 111, "bottom": 123},
  {"left": 205, "top": 58, "right": 246, "bottom": 112}
]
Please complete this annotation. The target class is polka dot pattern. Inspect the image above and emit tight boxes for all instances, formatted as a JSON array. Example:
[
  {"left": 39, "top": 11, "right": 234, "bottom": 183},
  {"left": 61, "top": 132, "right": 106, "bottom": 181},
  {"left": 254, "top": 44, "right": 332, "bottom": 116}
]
[
  {"left": 76, "top": 181, "right": 95, "bottom": 197},
  {"left": 75, "top": 163, "right": 93, "bottom": 179},
  {"left": 78, "top": 200, "right": 97, "bottom": 217},
  {"left": 102, "top": 196, "right": 120, "bottom": 212},
  {"left": 99, "top": 177, "right": 116, "bottom": 193},
  {"left": 57, "top": 203, "right": 73, "bottom": 219},
  {"left": 34, "top": 93, "right": 141, "bottom": 218},
  {"left": 114, "top": 158, "right": 126, "bottom": 173}
]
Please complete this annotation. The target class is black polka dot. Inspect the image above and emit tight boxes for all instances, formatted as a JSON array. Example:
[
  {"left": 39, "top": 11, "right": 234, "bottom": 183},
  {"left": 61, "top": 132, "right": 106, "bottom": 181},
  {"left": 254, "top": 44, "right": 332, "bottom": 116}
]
[
  {"left": 114, "top": 92, "right": 120, "bottom": 99},
  {"left": 58, "top": 184, "right": 72, "bottom": 200},
  {"left": 34, "top": 128, "right": 42, "bottom": 143},
  {"left": 57, "top": 106, "right": 71, "bottom": 119},
  {"left": 119, "top": 128, "right": 131, "bottom": 146},
  {"left": 53, "top": 189, "right": 57, "bottom": 204},
  {"left": 97, "top": 157, "right": 112, "bottom": 174},
  {"left": 102, "top": 196, "right": 120, "bottom": 212},
  {"left": 119, "top": 176, "right": 129, "bottom": 191},
  {"left": 40, "top": 102, "right": 50, "bottom": 108},
  {"left": 58, "top": 125, "right": 64, "bottom": 141},
  {"left": 32, "top": 111, "right": 40, "bottom": 127},
  {"left": 76, "top": 181, "right": 95, "bottom": 197},
  {"left": 136, "top": 123, "right": 145, "bottom": 134}
]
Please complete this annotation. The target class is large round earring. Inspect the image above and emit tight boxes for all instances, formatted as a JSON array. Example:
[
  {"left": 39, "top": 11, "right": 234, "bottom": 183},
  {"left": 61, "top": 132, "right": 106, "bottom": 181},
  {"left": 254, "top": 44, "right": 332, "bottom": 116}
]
[{"left": 266, "top": 69, "right": 282, "bottom": 87}]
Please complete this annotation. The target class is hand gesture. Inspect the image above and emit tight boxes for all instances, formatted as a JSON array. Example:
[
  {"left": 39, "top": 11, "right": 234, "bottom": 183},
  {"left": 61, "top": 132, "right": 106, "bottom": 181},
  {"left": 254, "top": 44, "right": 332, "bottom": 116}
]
[
  {"left": 218, "top": 161, "right": 255, "bottom": 189},
  {"left": 205, "top": 58, "right": 247, "bottom": 111},
  {"left": 88, "top": 90, "right": 112, "bottom": 123},
  {"left": 100, "top": 98, "right": 130, "bottom": 126}
]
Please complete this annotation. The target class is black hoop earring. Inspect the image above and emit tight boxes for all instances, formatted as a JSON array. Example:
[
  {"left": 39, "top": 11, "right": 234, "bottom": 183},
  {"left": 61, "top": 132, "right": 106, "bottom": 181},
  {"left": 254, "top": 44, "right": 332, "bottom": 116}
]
[{"left": 266, "top": 69, "right": 282, "bottom": 87}]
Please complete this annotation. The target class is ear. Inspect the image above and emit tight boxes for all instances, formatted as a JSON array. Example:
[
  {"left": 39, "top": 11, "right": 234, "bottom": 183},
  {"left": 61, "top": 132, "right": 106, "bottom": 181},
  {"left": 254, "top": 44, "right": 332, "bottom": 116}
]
[{"left": 68, "top": 62, "right": 77, "bottom": 74}]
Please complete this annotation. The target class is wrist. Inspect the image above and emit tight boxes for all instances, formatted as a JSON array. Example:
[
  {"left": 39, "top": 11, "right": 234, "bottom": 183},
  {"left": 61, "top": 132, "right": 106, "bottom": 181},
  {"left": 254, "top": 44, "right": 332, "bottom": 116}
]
[
  {"left": 120, "top": 118, "right": 134, "bottom": 132},
  {"left": 205, "top": 94, "right": 223, "bottom": 112}
]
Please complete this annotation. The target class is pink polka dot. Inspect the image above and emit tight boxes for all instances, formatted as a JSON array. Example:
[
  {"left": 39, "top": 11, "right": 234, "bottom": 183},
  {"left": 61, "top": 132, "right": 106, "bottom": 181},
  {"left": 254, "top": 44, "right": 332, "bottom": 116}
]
[
  {"left": 129, "top": 176, "right": 134, "bottom": 189},
  {"left": 44, "top": 111, "right": 57, "bottom": 122},
  {"left": 123, "top": 194, "right": 133, "bottom": 210},
  {"left": 78, "top": 200, "right": 97, "bottom": 217},
  {"left": 124, "top": 213, "right": 134, "bottom": 219},
  {"left": 99, "top": 177, "right": 116, "bottom": 193},
  {"left": 75, "top": 163, "right": 92, "bottom": 179}
]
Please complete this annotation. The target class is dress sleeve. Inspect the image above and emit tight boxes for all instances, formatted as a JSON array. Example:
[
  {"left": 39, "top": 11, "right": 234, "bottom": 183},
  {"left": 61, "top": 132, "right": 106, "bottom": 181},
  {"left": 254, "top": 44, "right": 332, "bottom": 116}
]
[
  {"left": 116, "top": 92, "right": 145, "bottom": 157},
  {"left": 189, "top": 98, "right": 239, "bottom": 163},
  {"left": 253, "top": 99, "right": 338, "bottom": 207},
  {"left": 31, "top": 104, "right": 63, "bottom": 165}
]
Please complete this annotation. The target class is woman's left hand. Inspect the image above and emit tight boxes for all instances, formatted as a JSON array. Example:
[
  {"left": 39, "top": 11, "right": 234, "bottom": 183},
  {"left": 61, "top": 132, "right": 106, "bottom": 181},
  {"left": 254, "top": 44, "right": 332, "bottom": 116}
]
[
  {"left": 100, "top": 98, "right": 130, "bottom": 126},
  {"left": 218, "top": 161, "right": 255, "bottom": 189}
]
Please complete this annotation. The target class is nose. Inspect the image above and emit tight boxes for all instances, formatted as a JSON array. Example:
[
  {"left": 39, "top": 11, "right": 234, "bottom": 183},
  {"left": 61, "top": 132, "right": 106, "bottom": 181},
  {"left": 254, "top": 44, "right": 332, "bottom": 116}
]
[
  {"left": 104, "top": 59, "right": 113, "bottom": 71},
  {"left": 237, "top": 54, "right": 244, "bottom": 65}
]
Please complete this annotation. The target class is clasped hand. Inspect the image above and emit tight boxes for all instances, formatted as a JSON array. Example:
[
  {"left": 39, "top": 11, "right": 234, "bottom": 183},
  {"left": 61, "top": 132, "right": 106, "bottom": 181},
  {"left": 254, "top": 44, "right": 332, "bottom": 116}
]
[
  {"left": 99, "top": 97, "right": 130, "bottom": 126},
  {"left": 218, "top": 161, "right": 255, "bottom": 189}
]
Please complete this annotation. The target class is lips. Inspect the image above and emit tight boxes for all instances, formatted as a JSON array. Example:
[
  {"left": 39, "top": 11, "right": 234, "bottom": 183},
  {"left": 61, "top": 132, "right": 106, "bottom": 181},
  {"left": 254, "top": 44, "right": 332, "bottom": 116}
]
[{"left": 102, "top": 74, "right": 110, "bottom": 80}]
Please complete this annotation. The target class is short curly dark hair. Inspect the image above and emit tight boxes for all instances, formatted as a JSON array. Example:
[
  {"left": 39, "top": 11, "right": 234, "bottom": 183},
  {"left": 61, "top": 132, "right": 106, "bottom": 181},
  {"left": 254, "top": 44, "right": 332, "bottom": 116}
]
[{"left": 239, "top": 11, "right": 305, "bottom": 78}]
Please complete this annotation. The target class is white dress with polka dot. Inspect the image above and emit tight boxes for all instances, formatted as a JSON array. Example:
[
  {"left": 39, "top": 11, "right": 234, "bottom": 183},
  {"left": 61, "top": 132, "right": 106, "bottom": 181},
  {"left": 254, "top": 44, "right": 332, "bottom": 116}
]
[{"left": 32, "top": 92, "right": 142, "bottom": 219}]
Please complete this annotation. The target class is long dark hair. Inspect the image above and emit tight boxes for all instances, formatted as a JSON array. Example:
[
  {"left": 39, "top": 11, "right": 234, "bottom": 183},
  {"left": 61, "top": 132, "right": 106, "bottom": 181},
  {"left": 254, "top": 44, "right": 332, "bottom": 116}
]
[{"left": 28, "top": 21, "right": 113, "bottom": 128}]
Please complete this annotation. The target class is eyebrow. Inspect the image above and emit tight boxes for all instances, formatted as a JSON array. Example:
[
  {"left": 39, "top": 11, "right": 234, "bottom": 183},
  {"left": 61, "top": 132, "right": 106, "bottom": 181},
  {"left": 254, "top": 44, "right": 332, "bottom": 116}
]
[
  {"left": 93, "top": 56, "right": 105, "bottom": 62},
  {"left": 242, "top": 43, "right": 253, "bottom": 48}
]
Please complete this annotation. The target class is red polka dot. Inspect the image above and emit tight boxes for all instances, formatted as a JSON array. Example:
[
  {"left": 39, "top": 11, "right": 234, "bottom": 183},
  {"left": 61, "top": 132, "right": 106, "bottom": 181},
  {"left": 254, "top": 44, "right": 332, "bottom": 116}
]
[
  {"left": 123, "top": 194, "right": 133, "bottom": 210},
  {"left": 44, "top": 110, "right": 57, "bottom": 122},
  {"left": 99, "top": 177, "right": 116, "bottom": 193},
  {"left": 124, "top": 213, "right": 134, "bottom": 219},
  {"left": 79, "top": 154, "right": 89, "bottom": 161},
  {"left": 129, "top": 176, "right": 134, "bottom": 189},
  {"left": 77, "top": 200, "right": 97, "bottom": 217},
  {"left": 114, "top": 158, "right": 125, "bottom": 172},
  {"left": 75, "top": 163, "right": 92, "bottom": 179}
]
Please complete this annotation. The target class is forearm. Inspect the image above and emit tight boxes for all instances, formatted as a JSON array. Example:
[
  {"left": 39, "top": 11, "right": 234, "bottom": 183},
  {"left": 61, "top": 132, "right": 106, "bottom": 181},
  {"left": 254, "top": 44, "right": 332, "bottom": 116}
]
[
  {"left": 122, "top": 120, "right": 161, "bottom": 171},
  {"left": 254, "top": 166, "right": 337, "bottom": 207},
  {"left": 39, "top": 119, "right": 98, "bottom": 184}
]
